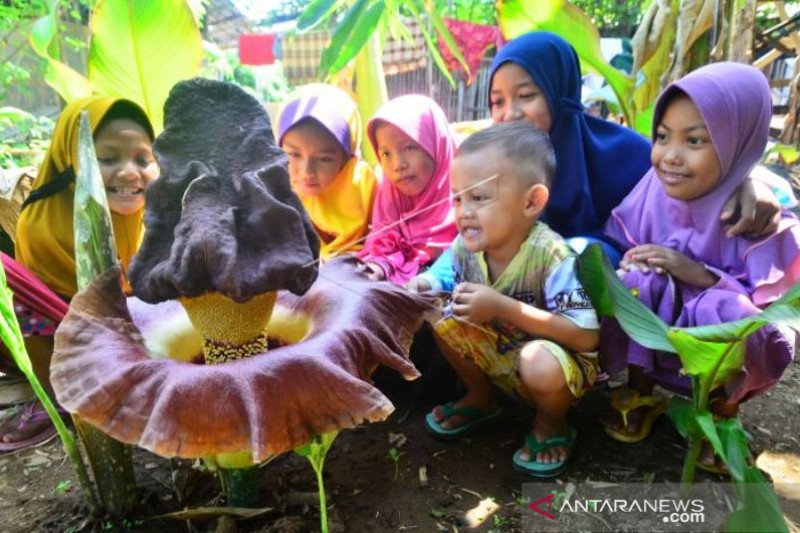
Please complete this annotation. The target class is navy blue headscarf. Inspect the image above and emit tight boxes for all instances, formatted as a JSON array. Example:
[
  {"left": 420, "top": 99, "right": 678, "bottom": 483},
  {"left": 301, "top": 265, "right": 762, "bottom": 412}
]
[{"left": 489, "top": 31, "right": 651, "bottom": 248}]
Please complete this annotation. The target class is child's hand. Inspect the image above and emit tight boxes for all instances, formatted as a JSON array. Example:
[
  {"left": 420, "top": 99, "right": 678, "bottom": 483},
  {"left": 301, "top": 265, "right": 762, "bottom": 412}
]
[
  {"left": 622, "top": 245, "right": 718, "bottom": 288},
  {"left": 451, "top": 283, "right": 505, "bottom": 325},
  {"left": 721, "top": 177, "right": 780, "bottom": 238},
  {"left": 356, "top": 261, "right": 387, "bottom": 281},
  {"left": 405, "top": 276, "right": 431, "bottom": 293}
]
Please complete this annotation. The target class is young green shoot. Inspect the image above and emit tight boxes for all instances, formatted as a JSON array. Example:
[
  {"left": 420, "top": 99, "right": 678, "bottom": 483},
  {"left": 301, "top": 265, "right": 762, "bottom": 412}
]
[{"left": 295, "top": 431, "right": 339, "bottom": 533}]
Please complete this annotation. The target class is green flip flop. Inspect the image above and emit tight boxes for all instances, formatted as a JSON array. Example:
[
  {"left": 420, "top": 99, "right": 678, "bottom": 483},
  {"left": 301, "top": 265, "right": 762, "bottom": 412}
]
[
  {"left": 512, "top": 425, "right": 577, "bottom": 478},
  {"left": 424, "top": 401, "right": 502, "bottom": 441}
]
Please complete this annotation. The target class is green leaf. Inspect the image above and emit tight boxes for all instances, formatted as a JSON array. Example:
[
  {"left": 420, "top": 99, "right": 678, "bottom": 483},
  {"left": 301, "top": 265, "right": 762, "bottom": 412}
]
[
  {"left": 295, "top": 431, "right": 339, "bottom": 471},
  {"left": 321, "top": 0, "right": 385, "bottom": 76},
  {"left": 44, "top": 60, "right": 92, "bottom": 103},
  {"left": 297, "top": 0, "right": 342, "bottom": 32},
  {"left": 726, "top": 467, "right": 789, "bottom": 533},
  {"left": 354, "top": 33, "right": 388, "bottom": 165},
  {"left": 73, "top": 112, "right": 118, "bottom": 291},
  {"left": 667, "top": 331, "right": 745, "bottom": 391},
  {"left": 666, "top": 396, "right": 693, "bottom": 439},
  {"left": 403, "top": 0, "right": 456, "bottom": 87},
  {"left": 716, "top": 417, "right": 749, "bottom": 483},
  {"left": 426, "top": 6, "right": 469, "bottom": 80},
  {"left": 497, "top": 0, "right": 635, "bottom": 125},
  {"left": 385, "top": 2, "right": 414, "bottom": 43},
  {"left": 28, "top": 0, "right": 60, "bottom": 59},
  {"left": 576, "top": 244, "right": 614, "bottom": 316},
  {"left": 28, "top": 0, "right": 91, "bottom": 102},
  {"left": 694, "top": 410, "right": 726, "bottom": 465},
  {"left": 577, "top": 245, "right": 673, "bottom": 352},
  {"left": 88, "top": 0, "right": 204, "bottom": 133},
  {"left": 633, "top": 103, "right": 654, "bottom": 137},
  {"left": 632, "top": 1, "right": 677, "bottom": 115}
]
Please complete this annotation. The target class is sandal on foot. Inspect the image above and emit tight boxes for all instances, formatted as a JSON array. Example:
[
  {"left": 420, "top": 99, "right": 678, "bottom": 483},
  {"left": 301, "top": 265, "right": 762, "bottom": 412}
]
[
  {"left": 695, "top": 427, "right": 731, "bottom": 476},
  {"left": 424, "top": 402, "right": 502, "bottom": 441},
  {"left": 0, "top": 400, "right": 61, "bottom": 453},
  {"left": 512, "top": 425, "right": 577, "bottom": 478},
  {"left": 0, "top": 376, "right": 34, "bottom": 408},
  {"left": 603, "top": 388, "right": 667, "bottom": 444}
]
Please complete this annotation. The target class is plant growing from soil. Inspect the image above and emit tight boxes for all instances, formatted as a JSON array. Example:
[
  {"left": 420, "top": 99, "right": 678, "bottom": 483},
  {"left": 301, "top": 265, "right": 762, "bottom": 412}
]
[
  {"left": 295, "top": 431, "right": 338, "bottom": 533},
  {"left": 578, "top": 244, "right": 795, "bottom": 532},
  {"left": 387, "top": 447, "right": 404, "bottom": 480}
]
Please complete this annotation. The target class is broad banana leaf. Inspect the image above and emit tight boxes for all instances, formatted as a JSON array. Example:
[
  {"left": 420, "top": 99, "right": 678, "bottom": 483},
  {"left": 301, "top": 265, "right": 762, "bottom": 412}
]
[
  {"left": 631, "top": 1, "right": 677, "bottom": 135},
  {"left": 89, "top": 0, "right": 203, "bottom": 133},
  {"left": 497, "top": 0, "right": 635, "bottom": 125},
  {"left": 28, "top": 0, "right": 92, "bottom": 102}
]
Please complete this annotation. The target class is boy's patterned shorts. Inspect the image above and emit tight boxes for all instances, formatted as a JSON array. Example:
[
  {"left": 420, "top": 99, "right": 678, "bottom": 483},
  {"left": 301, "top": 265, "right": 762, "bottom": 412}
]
[{"left": 433, "top": 316, "right": 598, "bottom": 401}]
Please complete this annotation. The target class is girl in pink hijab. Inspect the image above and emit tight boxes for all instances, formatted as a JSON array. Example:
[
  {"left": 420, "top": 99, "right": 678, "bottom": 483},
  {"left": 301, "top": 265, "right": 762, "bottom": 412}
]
[
  {"left": 358, "top": 95, "right": 459, "bottom": 284},
  {"left": 600, "top": 62, "right": 800, "bottom": 473}
]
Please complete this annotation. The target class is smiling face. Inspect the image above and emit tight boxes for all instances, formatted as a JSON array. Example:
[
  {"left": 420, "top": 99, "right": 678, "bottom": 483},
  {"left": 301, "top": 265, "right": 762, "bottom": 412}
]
[
  {"left": 451, "top": 148, "right": 547, "bottom": 261},
  {"left": 281, "top": 119, "right": 348, "bottom": 197},
  {"left": 94, "top": 118, "right": 158, "bottom": 215},
  {"left": 489, "top": 62, "right": 552, "bottom": 132},
  {"left": 373, "top": 122, "right": 435, "bottom": 197},
  {"left": 652, "top": 95, "right": 721, "bottom": 201}
]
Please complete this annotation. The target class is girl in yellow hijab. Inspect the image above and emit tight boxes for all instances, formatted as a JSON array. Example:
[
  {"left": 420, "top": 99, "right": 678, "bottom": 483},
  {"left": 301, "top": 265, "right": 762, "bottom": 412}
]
[
  {"left": 277, "top": 84, "right": 379, "bottom": 260},
  {"left": 1, "top": 97, "right": 155, "bottom": 451},
  {"left": 16, "top": 96, "right": 157, "bottom": 299}
]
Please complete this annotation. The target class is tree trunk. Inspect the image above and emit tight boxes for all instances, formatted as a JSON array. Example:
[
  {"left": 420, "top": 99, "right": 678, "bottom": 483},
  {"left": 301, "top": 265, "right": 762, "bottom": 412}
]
[
  {"left": 780, "top": 72, "right": 800, "bottom": 145},
  {"left": 726, "top": 0, "right": 757, "bottom": 62}
]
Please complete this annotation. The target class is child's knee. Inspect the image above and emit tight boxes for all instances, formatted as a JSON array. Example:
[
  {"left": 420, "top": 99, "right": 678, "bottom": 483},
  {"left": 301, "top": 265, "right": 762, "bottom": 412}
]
[{"left": 518, "top": 343, "right": 566, "bottom": 394}]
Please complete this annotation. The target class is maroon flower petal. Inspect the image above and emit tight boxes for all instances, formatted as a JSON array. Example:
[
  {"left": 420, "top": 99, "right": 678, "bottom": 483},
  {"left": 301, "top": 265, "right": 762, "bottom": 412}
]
[{"left": 51, "top": 258, "right": 438, "bottom": 462}]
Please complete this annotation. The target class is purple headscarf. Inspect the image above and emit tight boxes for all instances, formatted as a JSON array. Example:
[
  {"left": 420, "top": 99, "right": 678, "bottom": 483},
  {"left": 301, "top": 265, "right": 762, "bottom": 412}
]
[
  {"left": 606, "top": 62, "right": 800, "bottom": 305},
  {"left": 277, "top": 85, "right": 357, "bottom": 156}
]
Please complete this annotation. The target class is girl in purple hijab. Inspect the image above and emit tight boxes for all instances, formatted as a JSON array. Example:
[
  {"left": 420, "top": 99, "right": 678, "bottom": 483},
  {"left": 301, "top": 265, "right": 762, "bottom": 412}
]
[{"left": 600, "top": 62, "right": 800, "bottom": 473}]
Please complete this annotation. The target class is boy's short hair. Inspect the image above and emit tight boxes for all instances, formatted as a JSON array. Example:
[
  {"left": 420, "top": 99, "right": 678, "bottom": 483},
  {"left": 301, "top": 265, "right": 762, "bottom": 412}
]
[{"left": 457, "top": 122, "right": 556, "bottom": 187}]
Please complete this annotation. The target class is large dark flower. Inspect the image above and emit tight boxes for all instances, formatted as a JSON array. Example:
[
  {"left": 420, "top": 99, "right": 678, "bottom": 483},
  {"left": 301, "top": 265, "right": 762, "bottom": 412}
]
[{"left": 128, "top": 78, "right": 320, "bottom": 303}]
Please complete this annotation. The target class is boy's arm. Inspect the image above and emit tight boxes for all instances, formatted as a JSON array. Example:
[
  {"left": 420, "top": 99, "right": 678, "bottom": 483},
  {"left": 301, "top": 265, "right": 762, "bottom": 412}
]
[
  {"left": 495, "top": 298, "right": 599, "bottom": 354},
  {"left": 495, "top": 255, "right": 599, "bottom": 353},
  {"left": 409, "top": 246, "right": 455, "bottom": 292}
]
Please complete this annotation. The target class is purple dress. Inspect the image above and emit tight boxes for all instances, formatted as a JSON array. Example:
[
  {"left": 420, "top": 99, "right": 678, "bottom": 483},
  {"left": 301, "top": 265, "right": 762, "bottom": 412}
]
[{"left": 601, "top": 62, "right": 800, "bottom": 403}]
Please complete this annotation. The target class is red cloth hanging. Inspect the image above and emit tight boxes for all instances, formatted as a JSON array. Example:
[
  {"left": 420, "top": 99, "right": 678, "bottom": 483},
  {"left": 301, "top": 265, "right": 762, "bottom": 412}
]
[
  {"left": 438, "top": 19, "right": 501, "bottom": 84},
  {"left": 239, "top": 34, "right": 276, "bottom": 66}
]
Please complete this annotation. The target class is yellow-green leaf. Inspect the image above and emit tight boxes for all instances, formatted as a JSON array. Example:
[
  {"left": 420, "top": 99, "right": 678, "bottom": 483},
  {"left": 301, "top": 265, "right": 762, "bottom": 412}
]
[
  {"left": 88, "top": 0, "right": 203, "bottom": 133},
  {"left": 28, "top": 0, "right": 91, "bottom": 102},
  {"left": 497, "top": 0, "right": 635, "bottom": 124},
  {"left": 667, "top": 330, "right": 745, "bottom": 390},
  {"left": 321, "top": 0, "right": 385, "bottom": 76},
  {"left": 297, "top": 0, "right": 343, "bottom": 32}
]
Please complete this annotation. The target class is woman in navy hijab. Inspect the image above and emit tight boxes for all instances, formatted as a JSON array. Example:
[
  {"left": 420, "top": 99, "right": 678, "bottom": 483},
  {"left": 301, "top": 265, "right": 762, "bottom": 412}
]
[{"left": 487, "top": 31, "right": 779, "bottom": 262}]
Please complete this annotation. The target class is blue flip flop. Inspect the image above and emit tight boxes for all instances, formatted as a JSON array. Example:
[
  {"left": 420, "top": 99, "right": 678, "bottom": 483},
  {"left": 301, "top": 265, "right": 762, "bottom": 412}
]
[
  {"left": 424, "top": 401, "right": 503, "bottom": 441},
  {"left": 512, "top": 425, "right": 577, "bottom": 478}
]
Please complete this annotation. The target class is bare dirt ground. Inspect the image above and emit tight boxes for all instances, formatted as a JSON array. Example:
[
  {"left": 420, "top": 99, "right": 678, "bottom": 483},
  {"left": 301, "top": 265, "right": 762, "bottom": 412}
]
[{"left": 0, "top": 328, "right": 799, "bottom": 533}]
